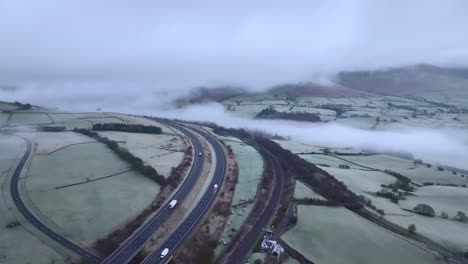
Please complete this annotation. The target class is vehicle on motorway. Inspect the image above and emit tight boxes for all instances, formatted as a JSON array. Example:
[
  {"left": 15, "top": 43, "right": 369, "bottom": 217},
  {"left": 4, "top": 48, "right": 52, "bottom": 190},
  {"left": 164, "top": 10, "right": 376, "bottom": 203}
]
[
  {"left": 160, "top": 248, "right": 169, "bottom": 259},
  {"left": 198, "top": 152, "right": 202, "bottom": 156},
  {"left": 169, "top": 200, "right": 177, "bottom": 208},
  {"left": 213, "top": 184, "right": 218, "bottom": 193}
]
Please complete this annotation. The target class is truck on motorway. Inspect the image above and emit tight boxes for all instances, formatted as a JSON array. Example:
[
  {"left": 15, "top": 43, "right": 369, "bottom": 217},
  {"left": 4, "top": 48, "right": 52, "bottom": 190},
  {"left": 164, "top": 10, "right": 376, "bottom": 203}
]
[
  {"left": 169, "top": 200, "right": 177, "bottom": 208},
  {"left": 160, "top": 248, "right": 169, "bottom": 259}
]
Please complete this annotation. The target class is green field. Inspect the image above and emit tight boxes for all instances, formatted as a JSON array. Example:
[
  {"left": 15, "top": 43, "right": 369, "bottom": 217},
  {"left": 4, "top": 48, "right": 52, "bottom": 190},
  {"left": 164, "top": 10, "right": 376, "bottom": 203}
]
[
  {"left": 282, "top": 205, "right": 442, "bottom": 264},
  {"left": 25, "top": 143, "right": 160, "bottom": 244}
]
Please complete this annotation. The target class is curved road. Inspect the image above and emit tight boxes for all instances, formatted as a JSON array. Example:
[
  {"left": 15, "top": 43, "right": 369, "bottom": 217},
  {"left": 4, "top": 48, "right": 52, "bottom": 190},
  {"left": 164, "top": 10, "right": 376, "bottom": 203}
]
[
  {"left": 101, "top": 121, "right": 206, "bottom": 264},
  {"left": 225, "top": 139, "right": 284, "bottom": 264},
  {"left": 9, "top": 135, "right": 101, "bottom": 263},
  {"left": 141, "top": 125, "right": 227, "bottom": 264}
]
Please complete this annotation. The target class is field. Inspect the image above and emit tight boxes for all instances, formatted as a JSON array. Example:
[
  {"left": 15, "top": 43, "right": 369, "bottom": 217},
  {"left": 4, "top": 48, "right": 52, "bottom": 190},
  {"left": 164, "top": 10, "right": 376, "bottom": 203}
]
[
  {"left": 212, "top": 134, "right": 264, "bottom": 257},
  {"left": 0, "top": 134, "right": 68, "bottom": 264},
  {"left": 8, "top": 112, "right": 53, "bottom": 126},
  {"left": 24, "top": 142, "right": 160, "bottom": 244},
  {"left": 278, "top": 139, "right": 468, "bottom": 254},
  {"left": 222, "top": 94, "right": 468, "bottom": 132},
  {"left": 97, "top": 131, "right": 185, "bottom": 177},
  {"left": 293, "top": 180, "right": 325, "bottom": 200},
  {"left": 282, "top": 205, "right": 442, "bottom": 264}
]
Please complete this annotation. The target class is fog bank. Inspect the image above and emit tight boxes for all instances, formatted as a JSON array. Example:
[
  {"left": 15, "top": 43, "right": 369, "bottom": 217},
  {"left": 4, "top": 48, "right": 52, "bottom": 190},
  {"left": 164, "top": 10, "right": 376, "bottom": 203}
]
[{"left": 159, "top": 103, "right": 468, "bottom": 170}]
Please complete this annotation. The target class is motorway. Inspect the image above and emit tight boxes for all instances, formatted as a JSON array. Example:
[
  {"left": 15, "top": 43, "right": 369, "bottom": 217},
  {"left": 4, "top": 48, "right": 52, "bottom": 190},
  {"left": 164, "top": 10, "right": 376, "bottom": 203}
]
[
  {"left": 225, "top": 140, "right": 284, "bottom": 264},
  {"left": 101, "top": 121, "right": 207, "bottom": 264},
  {"left": 141, "top": 125, "right": 227, "bottom": 264},
  {"left": 9, "top": 135, "right": 102, "bottom": 263}
]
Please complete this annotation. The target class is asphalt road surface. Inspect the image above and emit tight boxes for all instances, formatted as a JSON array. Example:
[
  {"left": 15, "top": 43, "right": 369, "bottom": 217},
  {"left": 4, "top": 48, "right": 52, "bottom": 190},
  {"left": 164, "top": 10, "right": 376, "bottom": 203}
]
[
  {"left": 225, "top": 140, "right": 284, "bottom": 264},
  {"left": 101, "top": 120, "right": 206, "bottom": 264},
  {"left": 141, "top": 125, "right": 227, "bottom": 264},
  {"left": 9, "top": 136, "right": 101, "bottom": 263}
]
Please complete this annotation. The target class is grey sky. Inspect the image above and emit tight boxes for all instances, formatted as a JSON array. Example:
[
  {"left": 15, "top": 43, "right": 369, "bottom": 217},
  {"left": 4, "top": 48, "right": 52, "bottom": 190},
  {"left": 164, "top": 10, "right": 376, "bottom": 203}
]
[{"left": 1, "top": 0, "right": 468, "bottom": 90}]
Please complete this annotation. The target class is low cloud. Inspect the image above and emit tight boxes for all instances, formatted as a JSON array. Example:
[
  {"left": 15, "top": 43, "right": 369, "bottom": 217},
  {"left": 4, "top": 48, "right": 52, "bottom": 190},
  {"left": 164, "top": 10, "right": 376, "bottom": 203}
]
[{"left": 160, "top": 103, "right": 468, "bottom": 170}]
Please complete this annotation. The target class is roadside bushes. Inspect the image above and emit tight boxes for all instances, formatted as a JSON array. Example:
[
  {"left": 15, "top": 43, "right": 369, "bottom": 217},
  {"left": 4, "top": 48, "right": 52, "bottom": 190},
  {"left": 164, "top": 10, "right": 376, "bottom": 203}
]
[
  {"left": 74, "top": 128, "right": 166, "bottom": 186},
  {"left": 92, "top": 123, "right": 162, "bottom": 134}
]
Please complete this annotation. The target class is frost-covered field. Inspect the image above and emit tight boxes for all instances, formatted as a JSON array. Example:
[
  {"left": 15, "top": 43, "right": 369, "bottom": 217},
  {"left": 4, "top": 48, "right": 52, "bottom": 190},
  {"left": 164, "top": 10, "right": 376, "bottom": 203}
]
[
  {"left": 386, "top": 214, "right": 468, "bottom": 251},
  {"left": 97, "top": 131, "right": 185, "bottom": 177},
  {"left": 18, "top": 131, "right": 95, "bottom": 154},
  {"left": 212, "top": 134, "right": 264, "bottom": 257},
  {"left": 25, "top": 143, "right": 160, "bottom": 244},
  {"left": 0, "top": 135, "right": 67, "bottom": 264},
  {"left": 293, "top": 180, "right": 325, "bottom": 200},
  {"left": 282, "top": 205, "right": 442, "bottom": 264},
  {"left": 8, "top": 113, "right": 53, "bottom": 126},
  {"left": 399, "top": 186, "right": 468, "bottom": 218}
]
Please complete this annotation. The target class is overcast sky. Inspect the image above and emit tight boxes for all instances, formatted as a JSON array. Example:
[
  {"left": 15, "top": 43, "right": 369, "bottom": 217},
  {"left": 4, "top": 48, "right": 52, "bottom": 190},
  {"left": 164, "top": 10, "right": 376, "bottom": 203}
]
[{"left": 1, "top": 0, "right": 468, "bottom": 91}]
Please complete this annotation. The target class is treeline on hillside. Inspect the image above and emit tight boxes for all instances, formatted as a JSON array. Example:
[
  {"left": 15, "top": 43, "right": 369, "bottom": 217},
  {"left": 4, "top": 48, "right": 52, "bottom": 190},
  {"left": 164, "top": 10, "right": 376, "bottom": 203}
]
[
  {"left": 74, "top": 129, "right": 166, "bottom": 186},
  {"left": 255, "top": 106, "right": 321, "bottom": 122},
  {"left": 92, "top": 123, "right": 162, "bottom": 134},
  {"left": 256, "top": 138, "right": 362, "bottom": 210},
  {"left": 13, "top": 101, "right": 32, "bottom": 110},
  {"left": 203, "top": 122, "right": 362, "bottom": 210}
]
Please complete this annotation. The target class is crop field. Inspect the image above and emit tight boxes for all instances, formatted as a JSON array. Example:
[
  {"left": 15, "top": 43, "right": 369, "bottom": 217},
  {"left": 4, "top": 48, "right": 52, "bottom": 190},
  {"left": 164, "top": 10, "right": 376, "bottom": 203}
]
[
  {"left": 97, "top": 131, "right": 185, "bottom": 177},
  {"left": 293, "top": 180, "right": 325, "bottom": 200},
  {"left": 282, "top": 205, "right": 442, "bottom": 264},
  {"left": 213, "top": 134, "right": 264, "bottom": 257},
  {"left": 25, "top": 142, "right": 160, "bottom": 244}
]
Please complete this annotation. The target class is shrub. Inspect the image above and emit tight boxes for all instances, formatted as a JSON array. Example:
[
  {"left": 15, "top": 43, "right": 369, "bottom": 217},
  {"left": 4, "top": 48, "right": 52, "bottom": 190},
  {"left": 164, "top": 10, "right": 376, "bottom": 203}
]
[
  {"left": 441, "top": 211, "right": 449, "bottom": 219},
  {"left": 413, "top": 204, "right": 435, "bottom": 217},
  {"left": 455, "top": 211, "right": 467, "bottom": 222},
  {"left": 377, "top": 209, "right": 385, "bottom": 215},
  {"left": 408, "top": 224, "right": 416, "bottom": 234}
]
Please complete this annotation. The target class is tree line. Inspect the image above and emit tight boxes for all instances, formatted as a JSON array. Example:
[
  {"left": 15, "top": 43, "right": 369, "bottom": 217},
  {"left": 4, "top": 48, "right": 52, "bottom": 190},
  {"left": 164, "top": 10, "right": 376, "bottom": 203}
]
[
  {"left": 92, "top": 123, "right": 162, "bottom": 134},
  {"left": 74, "top": 128, "right": 166, "bottom": 186},
  {"left": 255, "top": 105, "right": 321, "bottom": 122}
]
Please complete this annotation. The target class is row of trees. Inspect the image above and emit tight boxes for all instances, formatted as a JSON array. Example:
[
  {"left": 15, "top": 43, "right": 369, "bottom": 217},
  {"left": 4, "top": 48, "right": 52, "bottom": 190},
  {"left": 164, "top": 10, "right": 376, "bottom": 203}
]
[
  {"left": 74, "top": 129, "right": 166, "bottom": 186},
  {"left": 255, "top": 105, "right": 322, "bottom": 122},
  {"left": 92, "top": 123, "right": 162, "bottom": 134},
  {"left": 13, "top": 101, "right": 31, "bottom": 110},
  {"left": 413, "top": 203, "right": 468, "bottom": 222}
]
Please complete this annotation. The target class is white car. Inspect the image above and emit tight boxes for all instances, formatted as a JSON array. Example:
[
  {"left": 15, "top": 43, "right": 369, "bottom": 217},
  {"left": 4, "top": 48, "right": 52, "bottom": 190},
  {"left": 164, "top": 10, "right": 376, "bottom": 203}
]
[
  {"left": 160, "top": 248, "right": 169, "bottom": 259},
  {"left": 198, "top": 152, "right": 202, "bottom": 156},
  {"left": 169, "top": 199, "right": 177, "bottom": 208}
]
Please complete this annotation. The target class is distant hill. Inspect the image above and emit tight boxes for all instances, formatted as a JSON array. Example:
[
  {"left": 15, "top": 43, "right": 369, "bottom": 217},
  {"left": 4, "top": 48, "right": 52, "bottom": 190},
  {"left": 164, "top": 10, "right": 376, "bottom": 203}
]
[
  {"left": 173, "top": 86, "right": 247, "bottom": 107},
  {"left": 337, "top": 64, "right": 468, "bottom": 98},
  {"left": 266, "top": 82, "right": 372, "bottom": 98}
]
